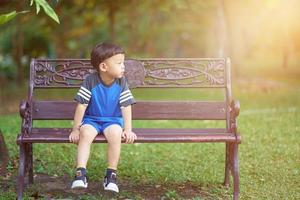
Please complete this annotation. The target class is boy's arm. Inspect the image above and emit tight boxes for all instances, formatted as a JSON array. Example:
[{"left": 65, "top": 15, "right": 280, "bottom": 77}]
[
  {"left": 121, "top": 105, "right": 137, "bottom": 143},
  {"left": 69, "top": 103, "right": 87, "bottom": 143}
]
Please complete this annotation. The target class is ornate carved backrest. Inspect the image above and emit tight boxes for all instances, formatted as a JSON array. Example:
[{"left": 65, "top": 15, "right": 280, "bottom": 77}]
[
  {"left": 32, "top": 59, "right": 94, "bottom": 88},
  {"left": 29, "top": 58, "right": 231, "bottom": 128},
  {"left": 31, "top": 58, "right": 227, "bottom": 89}
]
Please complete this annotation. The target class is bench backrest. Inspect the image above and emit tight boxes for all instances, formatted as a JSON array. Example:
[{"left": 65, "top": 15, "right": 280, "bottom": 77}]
[{"left": 28, "top": 58, "right": 232, "bottom": 129}]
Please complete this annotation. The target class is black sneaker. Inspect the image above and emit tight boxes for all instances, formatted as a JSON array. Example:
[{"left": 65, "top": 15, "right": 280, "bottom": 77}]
[
  {"left": 71, "top": 168, "right": 88, "bottom": 189},
  {"left": 103, "top": 171, "right": 119, "bottom": 193}
]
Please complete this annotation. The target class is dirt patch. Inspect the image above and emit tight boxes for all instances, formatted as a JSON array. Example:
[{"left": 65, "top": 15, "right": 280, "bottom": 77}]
[{"left": 1, "top": 173, "right": 220, "bottom": 199}]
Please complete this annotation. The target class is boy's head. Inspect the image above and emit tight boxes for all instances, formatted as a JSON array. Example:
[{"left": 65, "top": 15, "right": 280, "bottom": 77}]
[{"left": 91, "top": 42, "right": 125, "bottom": 76}]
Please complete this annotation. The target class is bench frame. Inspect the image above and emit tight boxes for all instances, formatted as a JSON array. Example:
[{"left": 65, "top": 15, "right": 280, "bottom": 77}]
[{"left": 17, "top": 58, "right": 241, "bottom": 199}]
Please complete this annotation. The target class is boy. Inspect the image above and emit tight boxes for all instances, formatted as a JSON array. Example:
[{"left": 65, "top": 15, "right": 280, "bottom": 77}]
[{"left": 69, "top": 42, "right": 137, "bottom": 193}]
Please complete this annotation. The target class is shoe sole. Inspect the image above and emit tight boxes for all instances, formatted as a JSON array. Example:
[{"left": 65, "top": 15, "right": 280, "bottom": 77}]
[
  {"left": 103, "top": 183, "right": 119, "bottom": 193},
  {"left": 71, "top": 180, "right": 88, "bottom": 189}
]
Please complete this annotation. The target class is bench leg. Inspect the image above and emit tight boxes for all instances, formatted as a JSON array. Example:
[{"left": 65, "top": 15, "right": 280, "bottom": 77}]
[
  {"left": 26, "top": 144, "right": 34, "bottom": 184},
  {"left": 17, "top": 143, "right": 26, "bottom": 200},
  {"left": 232, "top": 143, "right": 239, "bottom": 200},
  {"left": 224, "top": 142, "right": 231, "bottom": 188}
]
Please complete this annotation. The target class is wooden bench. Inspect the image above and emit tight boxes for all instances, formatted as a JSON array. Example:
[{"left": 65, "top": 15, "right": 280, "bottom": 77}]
[{"left": 17, "top": 58, "right": 241, "bottom": 199}]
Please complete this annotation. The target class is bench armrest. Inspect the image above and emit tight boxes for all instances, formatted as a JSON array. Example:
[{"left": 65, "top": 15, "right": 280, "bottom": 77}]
[
  {"left": 19, "top": 100, "right": 31, "bottom": 135},
  {"left": 230, "top": 100, "right": 240, "bottom": 134},
  {"left": 230, "top": 100, "right": 240, "bottom": 117},
  {"left": 19, "top": 100, "right": 29, "bottom": 118}
]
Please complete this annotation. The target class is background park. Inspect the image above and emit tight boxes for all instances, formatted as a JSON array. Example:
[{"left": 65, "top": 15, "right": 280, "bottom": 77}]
[{"left": 0, "top": 0, "right": 299, "bottom": 199}]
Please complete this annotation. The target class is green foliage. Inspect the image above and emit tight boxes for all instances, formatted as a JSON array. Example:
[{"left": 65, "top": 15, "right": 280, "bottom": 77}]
[
  {"left": 0, "top": 56, "right": 16, "bottom": 80},
  {"left": 30, "top": 0, "right": 60, "bottom": 24},
  {"left": 1, "top": 0, "right": 300, "bottom": 83},
  {"left": 0, "top": 11, "right": 29, "bottom": 25},
  {"left": 0, "top": 1, "right": 59, "bottom": 26},
  {"left": 0, "top": 0, "right": 60, "bottom": 82}
]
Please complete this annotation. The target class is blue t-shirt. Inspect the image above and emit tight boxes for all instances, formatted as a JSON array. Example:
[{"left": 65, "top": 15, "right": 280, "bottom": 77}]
[{"left": 74, "top": 72, "right": 136, "bottom": 123}]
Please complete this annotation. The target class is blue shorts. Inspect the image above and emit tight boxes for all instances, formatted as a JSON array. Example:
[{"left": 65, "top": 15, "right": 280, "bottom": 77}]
[{"left": 81, "top": 116, "right": 124, "bottom": 134}]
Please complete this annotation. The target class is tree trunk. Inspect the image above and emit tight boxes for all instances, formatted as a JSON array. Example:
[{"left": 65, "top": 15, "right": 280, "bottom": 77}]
[
  {"left": 13, "top": 1, "right": 25, "bottom": 85},
  {"left": 216, "top": 0, "right": 227, "bottom": 57},
  {"left": 52, "top": 4, "right": 68, "bottom": 58},
  {"left": 221, "top": 0, "right": 240, "bottom": 77},
  {"left": 108, "top": 2, "right": 116, "bottom": 42},
  {"left": 0, "top": 130, "right": 9, "bottom": 176}
]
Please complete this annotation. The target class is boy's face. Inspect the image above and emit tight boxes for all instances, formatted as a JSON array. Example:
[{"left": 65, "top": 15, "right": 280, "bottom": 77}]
[{"left": 102, "top": 53, "right": 125, "bottom": 79}]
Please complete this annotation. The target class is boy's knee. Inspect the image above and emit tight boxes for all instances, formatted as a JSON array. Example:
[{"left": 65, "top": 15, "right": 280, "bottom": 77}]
[
  {"left": 80, "top": 129, "right": 89, "bottom": 139},
  {"left": 79, "top": 125, "right": 97, "bottom": 142},
  {"left": 105, "top": 125, "right": 122, "bottom": 140}
]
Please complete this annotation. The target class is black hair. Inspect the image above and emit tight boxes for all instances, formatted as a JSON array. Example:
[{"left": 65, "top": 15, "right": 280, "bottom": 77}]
[{"left": 90, "top": 42, "right": 125, "bottom": 71}]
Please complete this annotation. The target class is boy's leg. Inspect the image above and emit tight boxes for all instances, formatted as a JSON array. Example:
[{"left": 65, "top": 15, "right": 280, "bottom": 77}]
[
  {"left": 103, "top": 124, "right": 122, "bottom": 170},
  {"left": 103, "top": 124, "right": 122, "bottom": 193},
  {"left": 71, "top": 124, "right": 98, "bottom": 189},
  {"left": 77, "top": 124, "right": 98, "bottom": 168}
]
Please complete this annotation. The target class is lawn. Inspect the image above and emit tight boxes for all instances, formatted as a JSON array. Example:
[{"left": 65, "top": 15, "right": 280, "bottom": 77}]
[{"left": 0, "top": 77, "right": 299, "bottom": 199}]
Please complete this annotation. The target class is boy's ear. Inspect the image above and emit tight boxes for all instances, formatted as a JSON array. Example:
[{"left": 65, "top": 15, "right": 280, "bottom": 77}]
[{"left": 99, "top": 62, "right": 107, "bottom": 72}]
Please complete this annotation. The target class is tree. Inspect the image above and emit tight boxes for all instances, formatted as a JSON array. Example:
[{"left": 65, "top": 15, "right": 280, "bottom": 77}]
[
  {"left": 0, "top": 0, "right": 60, "bottom": 84},
  {"left": 0, "top": 130, "right": 9, "bottom": 177},
  {"left": 0, "top": 0, "right": 59, "bottom": 25}
]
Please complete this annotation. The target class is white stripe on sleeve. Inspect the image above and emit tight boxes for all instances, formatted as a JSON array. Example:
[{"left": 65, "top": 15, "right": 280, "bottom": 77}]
[
  {"left": 80, "top": 86, "right": 91, "bottom": 95},
  {"left": 79, "top": 88, "right": 91, "bottom": 98},
  {"left": 119, "top": 95, "right": 134, "bottom": 104},
  {"left": 78, "top": 89, "right": 90, "bottom": 98},
  {"left": 120, "top": 90, "right": 130, "bottom": 97},
  {"left": 77, "top": 92, "right": 90, "bottom": 101},
  {"left": 119, "top": 93, "right": 132, "bottom": 101}
]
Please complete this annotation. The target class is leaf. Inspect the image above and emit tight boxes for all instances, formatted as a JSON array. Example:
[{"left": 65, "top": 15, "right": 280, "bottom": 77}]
[
  {"left": 0, "top": 11, "right": 29, "bottom": 26},
  {"left": 36, "top": 2, "right": 40, "bottom": 14},
  {"left": 30, "top": 0, "right": 34, "bottom": 6},
  {"left": 34, "top": 0, "right": 60, "bottom": 24},
  {"left": 0, "top": 11, "right": 17, "bottom": 25}
]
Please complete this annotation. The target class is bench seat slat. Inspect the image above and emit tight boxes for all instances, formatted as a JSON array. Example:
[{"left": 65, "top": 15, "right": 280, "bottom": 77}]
[
  {"left": 30, "top": 128, "right": 227, "bottom": 134},
  {"left": 32, "top": 101, "right": 227, "bottom": 120},
  {"left": 17, "top": 128, "right": 239, "bottom": 143}
]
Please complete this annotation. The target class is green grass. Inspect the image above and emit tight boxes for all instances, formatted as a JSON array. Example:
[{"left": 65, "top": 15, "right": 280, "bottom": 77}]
[{"left": 0, "top": 81, "right": 300, "bottom": 199}]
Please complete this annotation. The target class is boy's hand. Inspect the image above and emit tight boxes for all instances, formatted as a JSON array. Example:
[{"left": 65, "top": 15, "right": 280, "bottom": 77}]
[
  {"left": 69, "top": 129, "right": 80, "bottom": 144},
  {"left": 122, "top": 130, "right": 137, "bottom": 144}
]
